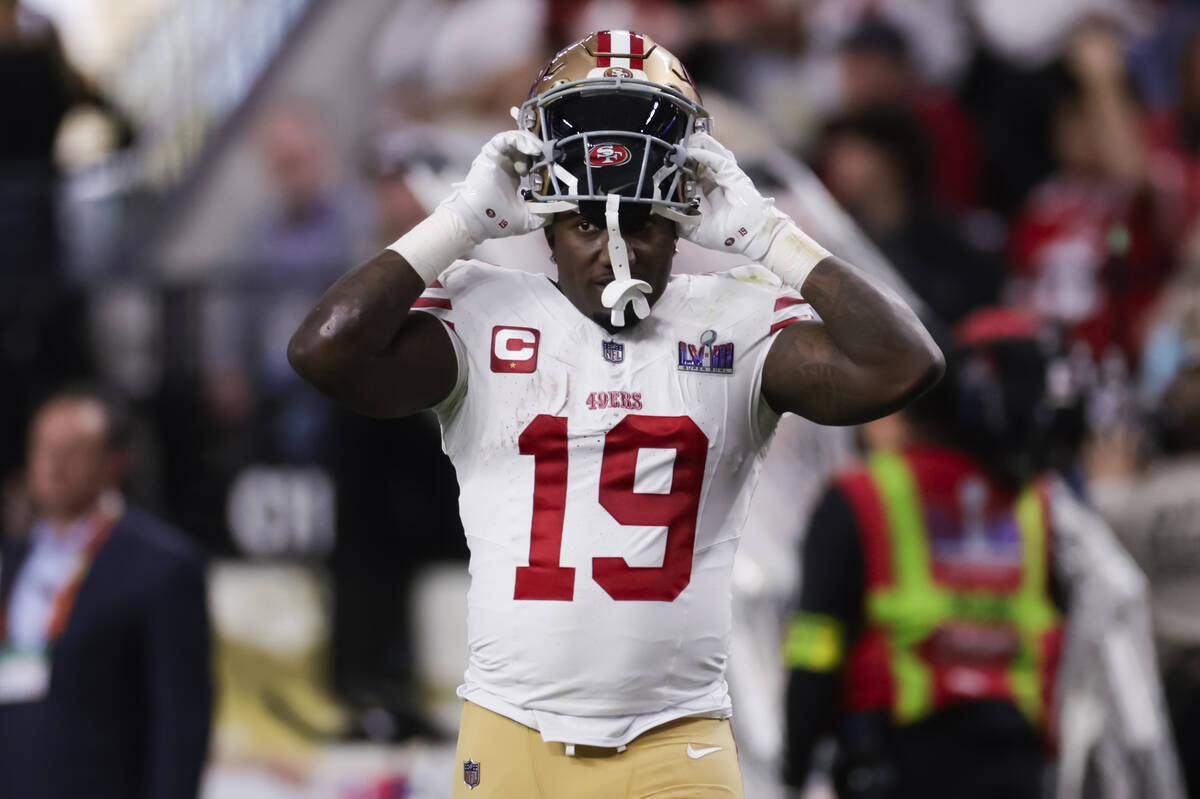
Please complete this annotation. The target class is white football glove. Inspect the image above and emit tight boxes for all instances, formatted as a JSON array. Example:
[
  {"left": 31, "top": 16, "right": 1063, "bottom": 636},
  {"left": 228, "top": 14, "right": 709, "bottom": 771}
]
[
  {"left": 389, "top": 130, "right": 549, "bottom": 284},
  {"left": 680, "top": 133, "right": 830, "bottom": 289},
  {"left": 679, "top": 133, "right": 789, "bottom": 261},
  {"left": 442, "top": 130, "right": 548, "bottom": 242}
]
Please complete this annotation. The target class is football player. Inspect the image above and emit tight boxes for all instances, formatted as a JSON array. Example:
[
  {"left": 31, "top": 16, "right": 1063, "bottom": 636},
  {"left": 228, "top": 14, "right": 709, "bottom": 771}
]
[{"left": 289, "top": 31, "right": 942, "bottom": 799}]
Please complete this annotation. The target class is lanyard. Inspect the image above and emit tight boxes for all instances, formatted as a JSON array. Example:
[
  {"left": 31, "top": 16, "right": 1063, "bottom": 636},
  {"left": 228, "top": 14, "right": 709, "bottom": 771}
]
[{"left": 0, "top": 505, "right": 119, "bottom": 646}]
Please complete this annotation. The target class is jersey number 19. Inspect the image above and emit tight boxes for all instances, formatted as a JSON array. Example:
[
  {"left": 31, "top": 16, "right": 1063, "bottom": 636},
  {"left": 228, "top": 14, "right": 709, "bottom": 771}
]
[{"left": 515, "top": 414, "right": 708, "bottom": 602}]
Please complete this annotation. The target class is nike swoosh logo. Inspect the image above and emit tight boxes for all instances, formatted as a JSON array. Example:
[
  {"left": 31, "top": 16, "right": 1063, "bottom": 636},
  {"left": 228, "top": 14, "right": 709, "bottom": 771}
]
[{"left": 687, "top": 744, "right": 723, "bottom": 759}]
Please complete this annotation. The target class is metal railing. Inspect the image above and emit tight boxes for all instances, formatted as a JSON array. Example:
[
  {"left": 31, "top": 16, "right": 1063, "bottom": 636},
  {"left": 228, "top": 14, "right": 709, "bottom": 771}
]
[{"left": 109, "top": 0, "right": 314, "bottom": 189}]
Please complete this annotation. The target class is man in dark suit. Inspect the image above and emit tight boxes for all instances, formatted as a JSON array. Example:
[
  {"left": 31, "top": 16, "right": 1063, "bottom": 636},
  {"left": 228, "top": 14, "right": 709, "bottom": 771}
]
[{"left": 0, "top": 388, "right": 212, "bottom": 799}]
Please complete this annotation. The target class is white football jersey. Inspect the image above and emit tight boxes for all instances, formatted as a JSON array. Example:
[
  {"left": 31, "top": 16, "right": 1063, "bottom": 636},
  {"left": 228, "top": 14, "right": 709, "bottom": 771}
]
[{"left": 414, "top": 260, "right": 814, "bottom": 747}]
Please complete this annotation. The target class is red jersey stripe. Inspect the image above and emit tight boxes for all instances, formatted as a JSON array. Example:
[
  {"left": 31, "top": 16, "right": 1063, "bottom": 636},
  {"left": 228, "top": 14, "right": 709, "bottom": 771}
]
[
  {"left": 429, "top": 280, "right": 444, "bottom": 289},
  {"left": 414, "top": 297, "right": 452, "bottom": 309},
  {"left": 769, "top": 317, "right": 802, "bottom": 334},
  {"left": 774, "top": 297, "right": 808, "bottom": 311}
]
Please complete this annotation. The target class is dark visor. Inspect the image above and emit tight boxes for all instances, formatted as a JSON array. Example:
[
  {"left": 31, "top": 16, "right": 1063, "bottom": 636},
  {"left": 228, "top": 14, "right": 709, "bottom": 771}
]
[{"left": 544, "top": 92, "right": 689, "bottom": 144}]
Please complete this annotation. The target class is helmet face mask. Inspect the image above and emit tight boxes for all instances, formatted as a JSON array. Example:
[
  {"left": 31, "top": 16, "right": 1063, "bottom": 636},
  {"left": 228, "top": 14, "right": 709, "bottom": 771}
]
[{"left": 519, "top": 31, "right": 711, "bottom": 217}]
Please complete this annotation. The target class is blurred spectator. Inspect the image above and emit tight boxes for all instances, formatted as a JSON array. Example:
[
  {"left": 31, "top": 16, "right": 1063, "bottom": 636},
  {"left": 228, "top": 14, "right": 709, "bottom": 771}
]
[
  {"left": 0, "top": 388, "right": 211, "bottom": 799},
  {"left": 0, "top": 0, "right": 131, "bottom": 494},
  {"left": 1145, "top": 24, "right": 1200, "bottom": 258},
  {"left": 1008, "top": 20, "right": 1173, "bottom": 362},
  {"left": 968, "top": 0, "right": 1134, "bottom": 72},
  {"left": 1089, "top": 365, "right": 1200, "bottom": 798},
  {"left": 839, "top": 17, "right": 982, "bottom": 211},
  {"left": 362, "top": 128, "right": 446, "bottom": 246},
  {"left": 1128, "top": 0, "right": 1200, "bottom": 111},
  {"left": 815, "top": 107, "right": 1004, "bottom": 324},
  {"left": 959, "top": 3, "right": 1136, "bottom": 219},
  {"left": 1138, "top": 230, "right": 1200, "bottom": 403},
  {"left": 204, "top": 100, "right": 367, "bottom": 461},
  {"left": 957, "top": 49, "right": 1061, "bottom": 218},
  {"left": 0, "top": 0, "right": 64, "bottom": 278},
  {"left": 783, "top": 309, "right": 1069, "bottom": 799},
  {"left": 0, "top": 0, "right": 132, "bottom": 275},
  {"left": 805, "top": 0, "right": 972, "bottom": 88},
  {"left": 244, "top": 99, "right": 368, "bottom": 280}
]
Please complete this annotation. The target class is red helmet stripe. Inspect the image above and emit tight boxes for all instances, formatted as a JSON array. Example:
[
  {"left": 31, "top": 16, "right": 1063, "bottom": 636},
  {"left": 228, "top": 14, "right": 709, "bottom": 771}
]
[
  {"left": 597, "top": 30, "right": 612, "bottom": 67},
  {"left": 630, "top": 32, "right": 645, "bottom": 69}
]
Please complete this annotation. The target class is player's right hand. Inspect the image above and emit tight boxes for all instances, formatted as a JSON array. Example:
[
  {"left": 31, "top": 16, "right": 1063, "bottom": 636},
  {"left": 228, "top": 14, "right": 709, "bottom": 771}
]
[
  {"left": 681, "top": 133, "right": 830, "bottom": 289},
  {"left": 679, "top": 132, "right": 790, "bottom": 262},
  {"left": 442, "top": 130, "right": 548, "bottom": 242}
]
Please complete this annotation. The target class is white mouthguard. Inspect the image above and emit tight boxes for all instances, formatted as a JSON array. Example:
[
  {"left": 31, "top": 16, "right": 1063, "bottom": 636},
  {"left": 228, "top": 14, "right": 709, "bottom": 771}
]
[{"left": 600, "top": 193, "right": 651, "bottom": 327}]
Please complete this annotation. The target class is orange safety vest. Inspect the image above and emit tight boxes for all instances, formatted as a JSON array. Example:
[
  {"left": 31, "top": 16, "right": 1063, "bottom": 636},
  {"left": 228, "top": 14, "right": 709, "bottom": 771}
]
[{"left": 838, "top": 449, "right": 1062, "bottom": 727}]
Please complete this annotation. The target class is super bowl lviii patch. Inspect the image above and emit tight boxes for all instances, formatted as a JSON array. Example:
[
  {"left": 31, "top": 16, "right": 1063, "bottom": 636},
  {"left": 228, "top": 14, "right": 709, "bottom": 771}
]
[{"left": 678, "top": 330, "right": 734, "bottom": 374}]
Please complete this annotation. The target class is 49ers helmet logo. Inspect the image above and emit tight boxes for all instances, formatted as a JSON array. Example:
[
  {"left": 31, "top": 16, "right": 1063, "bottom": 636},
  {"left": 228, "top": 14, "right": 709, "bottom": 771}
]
[{"left": 587, "top": 143, "right": 632, "bottom": 167}]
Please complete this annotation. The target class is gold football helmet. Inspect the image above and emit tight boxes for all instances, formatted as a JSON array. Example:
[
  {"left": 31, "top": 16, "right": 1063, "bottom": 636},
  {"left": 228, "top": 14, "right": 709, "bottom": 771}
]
[{"left": 517, "top": 30, "right": 711, "bottom": 219}]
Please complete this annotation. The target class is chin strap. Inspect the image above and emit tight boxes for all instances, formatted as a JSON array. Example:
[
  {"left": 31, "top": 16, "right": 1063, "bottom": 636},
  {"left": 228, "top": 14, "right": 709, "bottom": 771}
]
[{"left": 600, "top": 193, "right": 652, "bottom": 327}]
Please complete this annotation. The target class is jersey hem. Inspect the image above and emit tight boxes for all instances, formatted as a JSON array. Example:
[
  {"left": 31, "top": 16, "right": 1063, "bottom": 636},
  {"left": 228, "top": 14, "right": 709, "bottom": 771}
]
[{"left": 456, "top": 684, "right": 733, "bottom": 748}]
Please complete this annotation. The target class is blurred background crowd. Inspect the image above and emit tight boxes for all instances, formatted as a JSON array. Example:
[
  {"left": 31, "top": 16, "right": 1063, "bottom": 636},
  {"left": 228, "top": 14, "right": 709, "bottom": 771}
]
[{"left": 3, "top": 0, "right": 1200, "bottom": 797}]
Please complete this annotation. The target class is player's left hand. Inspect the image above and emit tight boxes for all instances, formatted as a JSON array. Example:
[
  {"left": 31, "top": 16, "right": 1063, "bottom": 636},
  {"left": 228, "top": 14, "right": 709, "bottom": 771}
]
[{"left": 679, "top": 133, "right": 790, "bottom": 261}]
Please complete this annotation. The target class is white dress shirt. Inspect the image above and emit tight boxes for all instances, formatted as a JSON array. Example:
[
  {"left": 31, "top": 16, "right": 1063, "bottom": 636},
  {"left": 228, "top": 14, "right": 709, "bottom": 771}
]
[{"left": 7, "top": 517, "right": 93, "bottom": 649}]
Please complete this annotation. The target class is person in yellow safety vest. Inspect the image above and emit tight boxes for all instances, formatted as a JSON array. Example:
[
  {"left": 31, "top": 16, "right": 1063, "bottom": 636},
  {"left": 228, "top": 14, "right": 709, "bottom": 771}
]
[{"left": 783, "top": 308, "right": 1082, "bottom": 799}]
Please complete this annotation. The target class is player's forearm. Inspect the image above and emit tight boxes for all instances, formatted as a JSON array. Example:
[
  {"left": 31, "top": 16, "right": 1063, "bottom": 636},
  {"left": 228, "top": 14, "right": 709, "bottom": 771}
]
[
  {"left": 288, "top": 249, "right": 427, "bottom": 390},
  {"left": 801, "top": 256, "right": 944, "bottom": 410}
]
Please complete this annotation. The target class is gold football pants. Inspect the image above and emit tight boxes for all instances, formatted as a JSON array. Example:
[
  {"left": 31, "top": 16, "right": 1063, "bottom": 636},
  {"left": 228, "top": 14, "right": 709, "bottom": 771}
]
[{"left": 451, "top": 701, "right": 745, "bottom": 798}]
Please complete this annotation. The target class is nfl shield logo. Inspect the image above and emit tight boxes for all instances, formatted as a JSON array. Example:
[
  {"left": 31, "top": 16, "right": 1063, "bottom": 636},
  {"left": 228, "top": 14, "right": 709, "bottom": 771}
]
[
  {"left": 602, "top": 340, "right": 625, "bottom": 363},
  {"left": 463, "top": 760, "right": 481, "bottom": 790}
]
